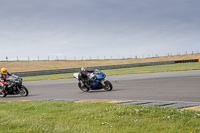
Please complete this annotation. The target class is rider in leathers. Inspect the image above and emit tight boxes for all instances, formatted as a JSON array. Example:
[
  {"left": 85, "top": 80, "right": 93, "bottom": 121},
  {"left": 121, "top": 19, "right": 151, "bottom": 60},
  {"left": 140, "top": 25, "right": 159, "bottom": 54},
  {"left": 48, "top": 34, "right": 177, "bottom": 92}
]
[
  {"left": 78, "top": 67, "right": 93, "bottom": 88},
  {"left": 0, "top": 68, "right": 12, "bottom": 93}
]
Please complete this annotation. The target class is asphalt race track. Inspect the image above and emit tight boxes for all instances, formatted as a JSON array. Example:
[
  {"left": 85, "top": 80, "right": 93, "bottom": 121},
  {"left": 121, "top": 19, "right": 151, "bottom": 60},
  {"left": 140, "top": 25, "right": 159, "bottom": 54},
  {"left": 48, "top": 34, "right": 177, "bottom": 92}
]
[{"left": 1, "top": 70, "right": 200, "bottom": 103}]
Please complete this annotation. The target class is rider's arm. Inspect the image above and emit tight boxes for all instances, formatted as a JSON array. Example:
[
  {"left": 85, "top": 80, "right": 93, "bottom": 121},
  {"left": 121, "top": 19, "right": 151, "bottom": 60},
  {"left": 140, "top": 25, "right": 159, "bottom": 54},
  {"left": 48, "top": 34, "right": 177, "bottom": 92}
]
[{"left": 7, "top": 72, "right": 12, "bottom": 76}]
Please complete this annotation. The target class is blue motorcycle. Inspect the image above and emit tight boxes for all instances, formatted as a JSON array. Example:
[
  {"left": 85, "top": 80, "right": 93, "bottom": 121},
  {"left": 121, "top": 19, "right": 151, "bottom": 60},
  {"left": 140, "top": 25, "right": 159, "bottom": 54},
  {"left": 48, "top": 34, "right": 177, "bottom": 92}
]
[{"left": 73, "top": 69, "right": 113, "bottom": 92}]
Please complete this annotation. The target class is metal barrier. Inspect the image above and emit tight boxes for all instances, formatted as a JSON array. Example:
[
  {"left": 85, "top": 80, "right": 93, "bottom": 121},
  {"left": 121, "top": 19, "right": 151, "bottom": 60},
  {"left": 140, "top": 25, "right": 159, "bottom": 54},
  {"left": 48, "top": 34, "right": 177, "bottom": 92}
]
[
  {"left": 175, "top": 59, "right": 199, "bottom": 63},
  {"left": 12, "top": 60, "right": 175, "bottom": 77},
  {"left": 12, "top": 59, "right": 199, "bottom": 77}
]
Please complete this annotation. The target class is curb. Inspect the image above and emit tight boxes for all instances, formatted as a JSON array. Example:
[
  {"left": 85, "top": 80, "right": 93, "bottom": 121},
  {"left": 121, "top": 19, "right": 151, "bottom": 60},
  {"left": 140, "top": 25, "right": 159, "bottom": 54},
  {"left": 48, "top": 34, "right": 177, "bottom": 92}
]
[
  {"left": 74, "top": 100, "right": 200, "bottom": 111},
  {"left": 1, "top": 99, "right": 199, "bottom": 112}
]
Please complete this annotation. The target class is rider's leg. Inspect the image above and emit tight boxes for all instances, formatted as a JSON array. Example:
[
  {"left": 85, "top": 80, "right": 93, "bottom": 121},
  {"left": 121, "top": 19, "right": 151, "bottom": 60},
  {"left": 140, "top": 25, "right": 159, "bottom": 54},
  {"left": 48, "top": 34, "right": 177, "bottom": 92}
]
[{"left": 0, "top": 83, "right": 6, "bottom": 93}]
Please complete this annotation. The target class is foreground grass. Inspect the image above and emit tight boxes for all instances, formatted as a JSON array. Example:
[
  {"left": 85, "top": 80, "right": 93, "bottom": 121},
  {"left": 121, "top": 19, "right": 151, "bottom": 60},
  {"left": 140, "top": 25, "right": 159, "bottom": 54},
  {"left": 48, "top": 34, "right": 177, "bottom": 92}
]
[
  {"left": 0, "top": 101, "right": 199, "bottom": 133},
  {"left": 22, "top": 62, "right": 200, "bottom": 81}
]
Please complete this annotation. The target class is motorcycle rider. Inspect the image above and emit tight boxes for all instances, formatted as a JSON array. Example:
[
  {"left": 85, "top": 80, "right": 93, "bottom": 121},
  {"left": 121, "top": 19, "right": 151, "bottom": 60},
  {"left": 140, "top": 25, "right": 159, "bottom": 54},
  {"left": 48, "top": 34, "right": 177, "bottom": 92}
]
[
  {"left": 78, "top": 67, "right": 92, "bottom": 88},
  {"left": 0, "top": 68, "right": 12, "bottom": 93}
]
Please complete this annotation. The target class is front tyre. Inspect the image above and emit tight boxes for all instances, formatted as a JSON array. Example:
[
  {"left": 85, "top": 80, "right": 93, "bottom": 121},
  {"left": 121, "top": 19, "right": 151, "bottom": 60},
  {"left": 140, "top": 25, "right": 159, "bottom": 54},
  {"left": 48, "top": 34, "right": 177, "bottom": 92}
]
[
  {"left": 19, "top": 85, "right": 29, "bottom": 96},
  {"left": 104, "top": 81, "right": 113, "bottom": 91}
]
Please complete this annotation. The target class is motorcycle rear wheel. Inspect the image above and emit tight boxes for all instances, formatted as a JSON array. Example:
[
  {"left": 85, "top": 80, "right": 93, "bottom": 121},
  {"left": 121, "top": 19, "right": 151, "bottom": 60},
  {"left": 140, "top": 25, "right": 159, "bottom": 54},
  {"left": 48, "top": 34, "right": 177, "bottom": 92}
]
[
  {"left": 19, "top": 85, "right": 29, "bottom": 96},
  {"left": 104, "top": 81, "right": 113, "bottom": 91},
  {"left": 0, "top": 90, "right": 7, "bottom": 97},
  {"left": 78, "top": 82, "right": 89, "bottom": 92}
]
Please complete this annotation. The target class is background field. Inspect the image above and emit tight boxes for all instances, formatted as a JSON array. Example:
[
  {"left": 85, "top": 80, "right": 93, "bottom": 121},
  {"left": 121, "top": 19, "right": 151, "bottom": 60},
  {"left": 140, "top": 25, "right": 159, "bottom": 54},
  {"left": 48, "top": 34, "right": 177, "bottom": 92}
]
[{"left": 1, "top": 53, "right": 200, "bottom": 72}]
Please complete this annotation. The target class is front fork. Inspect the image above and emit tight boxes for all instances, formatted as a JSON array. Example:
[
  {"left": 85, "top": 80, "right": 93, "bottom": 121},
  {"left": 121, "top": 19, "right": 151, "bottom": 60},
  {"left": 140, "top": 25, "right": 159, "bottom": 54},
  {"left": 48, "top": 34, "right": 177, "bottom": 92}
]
[{"left": 100, "top": 79, "right": 106, "bottom": 88}]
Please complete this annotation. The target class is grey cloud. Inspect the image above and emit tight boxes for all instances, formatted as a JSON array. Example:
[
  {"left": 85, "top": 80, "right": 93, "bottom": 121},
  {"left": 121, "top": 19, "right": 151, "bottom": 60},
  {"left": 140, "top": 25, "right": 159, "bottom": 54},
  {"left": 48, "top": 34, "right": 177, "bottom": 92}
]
[{"left": 0, "top": 0, "right": 200, "bottom": 60}]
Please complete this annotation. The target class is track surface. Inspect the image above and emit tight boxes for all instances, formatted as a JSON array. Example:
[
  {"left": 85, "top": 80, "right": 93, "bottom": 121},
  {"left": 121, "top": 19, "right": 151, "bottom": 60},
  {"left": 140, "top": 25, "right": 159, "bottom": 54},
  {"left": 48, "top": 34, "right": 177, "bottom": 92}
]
[{"left": 1, "top": 70, "right": 200, "bottom": 102}]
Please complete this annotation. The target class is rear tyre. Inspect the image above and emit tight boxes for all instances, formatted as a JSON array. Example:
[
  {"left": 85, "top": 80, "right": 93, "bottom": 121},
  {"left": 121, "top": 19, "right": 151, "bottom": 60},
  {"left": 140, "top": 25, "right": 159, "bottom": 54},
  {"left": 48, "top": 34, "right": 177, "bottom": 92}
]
[
  {"left": 78, "top": 82, "right": 89, "bottom": 92},
  {"left": 0, "top": 89, "right": 7, "bottom": 98},
  {"left": 104, "top": 81, "right": 113, "bottom": 91},
  {"left": 19, "top": 85, "right": 29, "bottom": 96}
]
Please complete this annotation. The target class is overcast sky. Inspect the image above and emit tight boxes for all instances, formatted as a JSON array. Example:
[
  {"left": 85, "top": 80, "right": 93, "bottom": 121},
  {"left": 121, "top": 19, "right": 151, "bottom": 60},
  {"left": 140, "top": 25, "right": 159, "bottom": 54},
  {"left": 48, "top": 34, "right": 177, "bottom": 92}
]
[{"left": 0, "top": 0, "right": 200, "bottom": 60}]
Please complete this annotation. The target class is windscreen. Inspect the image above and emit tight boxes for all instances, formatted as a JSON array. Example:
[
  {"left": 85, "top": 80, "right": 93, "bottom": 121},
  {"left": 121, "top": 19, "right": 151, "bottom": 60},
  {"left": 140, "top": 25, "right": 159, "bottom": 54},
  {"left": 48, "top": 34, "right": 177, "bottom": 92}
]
[{"left": 94, "top": 69, "right": 101, "bottom": 74}]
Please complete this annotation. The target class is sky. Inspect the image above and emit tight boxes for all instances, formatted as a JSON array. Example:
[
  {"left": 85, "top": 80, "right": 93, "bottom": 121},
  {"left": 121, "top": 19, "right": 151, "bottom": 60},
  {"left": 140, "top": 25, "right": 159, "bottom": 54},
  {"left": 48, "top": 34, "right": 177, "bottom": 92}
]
[{"left": 0, "top": 0, "right": 200, "bottom": 60}]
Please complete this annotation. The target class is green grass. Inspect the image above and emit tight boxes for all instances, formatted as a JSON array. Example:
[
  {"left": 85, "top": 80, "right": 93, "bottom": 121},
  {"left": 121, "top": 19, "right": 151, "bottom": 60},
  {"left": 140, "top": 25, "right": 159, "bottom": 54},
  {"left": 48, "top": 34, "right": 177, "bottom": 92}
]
[
  {"left": 0, "top": 101, "right": 199, "bottom": 133},
  {"left": 22, "top": 72, "right": 74, "bottom": 81},
  {"left": 103, "top": 62, "right": 200, "bottom": 75},
  {"left": 22, "top": 62, "right": 200, "bottom": 81}
]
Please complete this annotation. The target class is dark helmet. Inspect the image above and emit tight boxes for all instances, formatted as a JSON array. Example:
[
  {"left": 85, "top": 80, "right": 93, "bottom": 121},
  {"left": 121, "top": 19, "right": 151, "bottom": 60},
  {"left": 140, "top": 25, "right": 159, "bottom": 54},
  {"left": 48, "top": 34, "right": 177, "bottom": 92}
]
[{"left": 81, "top": 67, "right": 88, "bottom": 76}]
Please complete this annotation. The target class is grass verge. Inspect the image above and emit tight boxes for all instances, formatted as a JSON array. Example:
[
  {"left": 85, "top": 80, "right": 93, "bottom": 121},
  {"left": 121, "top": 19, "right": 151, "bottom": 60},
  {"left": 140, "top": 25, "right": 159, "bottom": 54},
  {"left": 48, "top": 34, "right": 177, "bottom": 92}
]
[
  {"left": 22, "top": 62, "right": 200, "bottom": 81},
  {"left": 0, "top": 101, "right": 199, "bottom": 133}
]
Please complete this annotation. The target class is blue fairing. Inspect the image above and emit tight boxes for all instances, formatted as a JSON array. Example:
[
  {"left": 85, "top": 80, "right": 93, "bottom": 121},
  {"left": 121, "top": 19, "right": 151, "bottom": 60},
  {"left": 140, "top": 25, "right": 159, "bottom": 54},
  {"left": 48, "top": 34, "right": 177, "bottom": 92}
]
[
  {"left": 90, "top": 70, "right": 106, "bottom": 89},
  {"left": 90, "top": 80, "right": 101, "bottom": 88},
  {"left": 93, "top": 71, "right": 106, "bottom": 80}
]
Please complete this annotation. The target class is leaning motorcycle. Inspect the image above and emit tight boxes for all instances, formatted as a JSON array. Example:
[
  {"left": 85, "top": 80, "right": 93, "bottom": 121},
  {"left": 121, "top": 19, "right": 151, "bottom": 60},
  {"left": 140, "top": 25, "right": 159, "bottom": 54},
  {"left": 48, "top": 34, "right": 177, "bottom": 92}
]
[
  {"left": 0, "top": 74, "right": 29, "bottom": 97},
  {"left": 73, "top": 69, "right": 113, "bottom": 92}
]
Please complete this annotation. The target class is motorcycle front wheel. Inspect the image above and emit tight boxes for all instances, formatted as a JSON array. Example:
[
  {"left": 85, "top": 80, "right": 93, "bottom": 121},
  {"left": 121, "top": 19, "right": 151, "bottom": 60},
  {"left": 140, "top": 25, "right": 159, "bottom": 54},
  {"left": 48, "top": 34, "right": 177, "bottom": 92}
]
[
  {"left": 18, "top": 85, "right": 29, "bottom": 96},
  {"left": 104, "top": 81, "right": 113, "bottom": 91}
]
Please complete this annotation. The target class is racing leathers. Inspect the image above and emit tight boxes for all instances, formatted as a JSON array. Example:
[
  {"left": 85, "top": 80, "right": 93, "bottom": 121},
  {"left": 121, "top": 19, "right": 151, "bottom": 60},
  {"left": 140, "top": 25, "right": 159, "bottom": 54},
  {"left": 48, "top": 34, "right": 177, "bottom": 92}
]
[
  {"left": 78, "top": 71, "right": 93, "bottom": 88},
  {"left": 0, "top": 72, "right": 12, "bottom": 91},
  {"left": 78, "top": 72, "right": 89, "bottom": 86}
]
